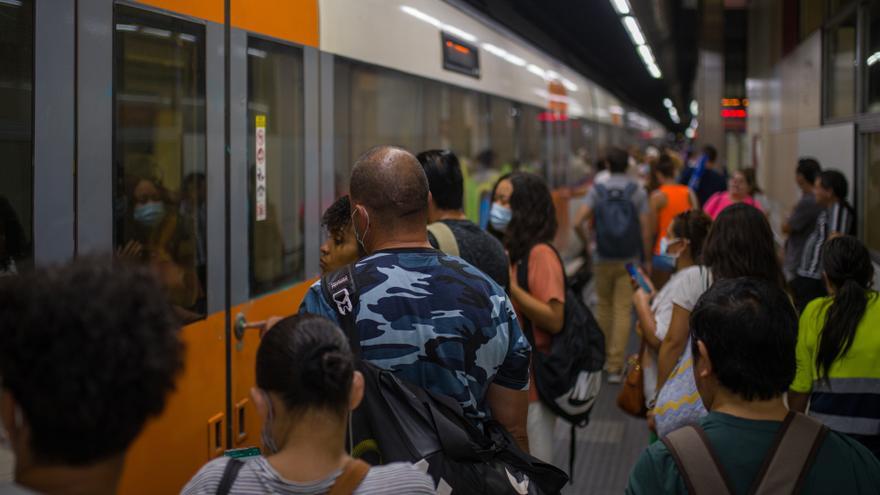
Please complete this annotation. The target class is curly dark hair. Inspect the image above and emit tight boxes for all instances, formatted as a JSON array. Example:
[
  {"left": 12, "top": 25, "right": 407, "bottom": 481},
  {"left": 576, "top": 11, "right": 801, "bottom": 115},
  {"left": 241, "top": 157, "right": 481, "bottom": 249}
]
[
  {"left": 0, "top": 257, "right": 183, "bottom": 465},
  {"left": 257, "top": 314, "right": 354, "bottom": 418},
  {"left": 702, "top": 203, "right": 787, "bottom": 291},
  {"left": 670, "top": 209, "right": 712, "bottom": 264},
  {"left": 322, "top": 195, "right": 352, "bottom": 237},
  {"left": 496, "top": 172, "right": 558, "bottom": 264}
]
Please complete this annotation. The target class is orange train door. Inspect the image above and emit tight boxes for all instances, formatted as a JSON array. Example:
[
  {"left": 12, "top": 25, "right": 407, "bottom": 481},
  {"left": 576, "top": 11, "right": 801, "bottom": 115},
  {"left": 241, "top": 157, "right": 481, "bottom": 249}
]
[{"left": 95, "top": 1, "right": 323, "bottom": 493}]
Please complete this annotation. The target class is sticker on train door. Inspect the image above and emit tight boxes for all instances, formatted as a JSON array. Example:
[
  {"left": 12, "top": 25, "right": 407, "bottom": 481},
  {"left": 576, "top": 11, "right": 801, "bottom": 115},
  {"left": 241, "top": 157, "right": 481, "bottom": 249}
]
[{"left": 255, "top": 115, "right": 267, "bottom": 222}]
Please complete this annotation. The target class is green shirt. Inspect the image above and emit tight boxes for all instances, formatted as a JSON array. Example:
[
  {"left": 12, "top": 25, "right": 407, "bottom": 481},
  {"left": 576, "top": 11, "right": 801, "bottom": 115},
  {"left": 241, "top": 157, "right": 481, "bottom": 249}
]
[{"left": 626, "top": 412, "right": 880, "bottom": 495}]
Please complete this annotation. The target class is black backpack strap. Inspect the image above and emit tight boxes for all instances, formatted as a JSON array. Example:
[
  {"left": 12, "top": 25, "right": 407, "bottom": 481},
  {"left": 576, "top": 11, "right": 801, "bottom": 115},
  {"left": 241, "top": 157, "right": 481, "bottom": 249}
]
[
  {"left": 215, "top": 458, "right": 244, "bottom": 495},
  {"left": 662, "top": 425, "right": 735, "bottom": 495},
  {"left": 623, "top": 181, "right": 639, "bottom": 198},
  {"left": 320, "top": 263, "right": 361, "bottom": 356},
  {"left": 515, "top": 249, "right": 536, "bottom": 348},
  {"left": 749, "top": 412, "right": 828, "bottom": 495}
]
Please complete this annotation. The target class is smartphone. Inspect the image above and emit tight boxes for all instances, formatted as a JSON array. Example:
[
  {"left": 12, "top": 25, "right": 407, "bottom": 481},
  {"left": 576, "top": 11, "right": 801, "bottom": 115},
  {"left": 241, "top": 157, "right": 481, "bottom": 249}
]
[{"left": 626, "top": 263, "right": 652, "bottom": 294}]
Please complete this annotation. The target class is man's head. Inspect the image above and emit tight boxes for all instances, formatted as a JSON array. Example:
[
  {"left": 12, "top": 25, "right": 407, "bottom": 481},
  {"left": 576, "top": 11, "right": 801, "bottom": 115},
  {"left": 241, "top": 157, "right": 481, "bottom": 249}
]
[
  {"left": 416, "top": 149, "right": 464, "bottom": 223},
  {"left": 796, "top": 158, "right": 821, "bottom": 192},
  {"left": 703, "top": 145, "right": 718, "bottom": 165},
  {"left": 815, "top": 169, "right": 848, "bottom": 206},
  {"left": 320, "top": 195, "right": 362, "bottom": 273},
  {"left": 349, "top": 146, "right": 429, "bottom": 253},
  {"left": 607, "top": 147, "right": 629, "bottom": 174},
  {"left": 653, "top": 154, "right": 676, "bottom": 181},
  {"left": 0, "top": 258, "right": 183, "bottom": 471},
  {"left": 690, "top": 277, "right": 797, "bottom": 410}
]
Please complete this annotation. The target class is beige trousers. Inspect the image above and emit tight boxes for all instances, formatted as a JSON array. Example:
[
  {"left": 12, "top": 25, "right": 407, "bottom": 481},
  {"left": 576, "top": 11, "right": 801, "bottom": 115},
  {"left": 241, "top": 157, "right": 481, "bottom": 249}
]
[{"left": 594, "top": 261, "right": 633, "bottom": 373}]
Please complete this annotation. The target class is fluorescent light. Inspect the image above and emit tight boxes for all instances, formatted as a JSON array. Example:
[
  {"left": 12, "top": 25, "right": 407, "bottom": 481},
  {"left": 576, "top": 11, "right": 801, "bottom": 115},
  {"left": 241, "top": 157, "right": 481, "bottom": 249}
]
[
  {"left": 690, "top": 100, "right": 699, "bottom": 115},
  {"left": 141, "top": 27, "right": 171, "bottom": 38},
  {"left": 443, "top": 25, "right": 477, "bottom": 43},
  {"left": 685, "top": 128, "right": 695, "bottom": 139},
  {"left": 622, "top": 16, "right": 645, "bottom": 46},
  {"left": 401, "top": 5, "right": 476, "bottom": 43},
  {"left": 868, "top": 51, "right": 880, "bottom": 66},
  {"left": 482, "top": 43, "right": 527, "bottom": 67},
  {"left": 0, "top": 0, "right": 23, "bottom": 6},
  {"left": 637, "top": 45, "right": 655, "bottom": 65},
  {"left": 178, "top": 33, "right": 197, "bottom": 43},
  {"left": 562, "top": 78, "right": 579, "bottom": 92},
  {"left": 610, "top": 105, "right": 625, "bottom": 115},
  {"left": 689, "top": 118, "right": 698, "bottom": 129},
  {"left": 546, "top": 69, "right": 560, "bottom": 80},
  {"left": 527, "top": 64, "right": 547, "bottom": 79},
  {"left": 611, "top": 0, "right": 630, "bottom": 15},
  {"left": 663, "top": 98, "right": 673, "bottom": 108},
  {"left": 247, "top": 48, "right": 267, "bottom": 58},
  {"left": 116, "top": 24, "right": 138, "bottom": 32},
  {"left": 648, "top": 63, "right": 662, "bottom": 79}
]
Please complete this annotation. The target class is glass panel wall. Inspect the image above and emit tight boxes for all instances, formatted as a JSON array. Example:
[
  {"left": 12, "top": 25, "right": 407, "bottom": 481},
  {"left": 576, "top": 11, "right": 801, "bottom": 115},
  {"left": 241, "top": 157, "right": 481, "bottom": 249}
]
[
  {"left": 0, "top": 0, "right": 33, "bottom": 275},
  {"left": 114, "top": 6, "right": 207, "bottom": 318},
  {"left": 247, "top": 38, "right": 305, "bottom": 295},
  {"left": 866, "top": 2, "right": 880, "bottom": 113},
  {"left": 826, "top": 13, "right": 857, "bottom": 119},
  {"left": 865, "top": 133, "right": 880, "bottom": 251}
]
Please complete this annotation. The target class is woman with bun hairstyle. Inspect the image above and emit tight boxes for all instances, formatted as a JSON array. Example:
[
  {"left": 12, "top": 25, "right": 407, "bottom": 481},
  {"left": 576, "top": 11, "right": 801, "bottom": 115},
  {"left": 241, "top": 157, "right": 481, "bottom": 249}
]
[
  {"left": 183, "top": 314, "right": 436, "bottom": 494},
  {"left": 790, "top": 236, "right": 880, "bottom": 458}
]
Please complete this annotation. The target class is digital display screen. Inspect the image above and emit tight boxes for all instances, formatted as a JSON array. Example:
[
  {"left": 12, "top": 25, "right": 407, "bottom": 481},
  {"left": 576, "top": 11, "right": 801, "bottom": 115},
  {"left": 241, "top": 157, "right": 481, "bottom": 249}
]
[{"left": 442, "top": 32, "right": 480, "bottom": 78}]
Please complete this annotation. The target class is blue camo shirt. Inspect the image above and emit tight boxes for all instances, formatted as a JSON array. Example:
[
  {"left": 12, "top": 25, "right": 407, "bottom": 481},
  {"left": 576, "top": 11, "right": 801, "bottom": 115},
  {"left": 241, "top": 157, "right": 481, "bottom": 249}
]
[{"left": 299, "top": 248, "right": 531, "bottom": 422}]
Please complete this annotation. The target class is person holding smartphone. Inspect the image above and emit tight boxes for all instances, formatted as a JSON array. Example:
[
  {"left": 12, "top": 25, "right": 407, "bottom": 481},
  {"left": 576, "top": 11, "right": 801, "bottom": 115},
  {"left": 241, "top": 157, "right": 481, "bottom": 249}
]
[{"left": 630, "top": 211, "right": 712, "bottom": 439}]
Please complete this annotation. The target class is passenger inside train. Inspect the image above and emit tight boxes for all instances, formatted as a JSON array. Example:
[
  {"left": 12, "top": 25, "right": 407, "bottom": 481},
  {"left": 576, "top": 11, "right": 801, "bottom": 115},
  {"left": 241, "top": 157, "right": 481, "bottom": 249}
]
[{"left": 4, "top": 0, "right": 880, "bottom": 494}]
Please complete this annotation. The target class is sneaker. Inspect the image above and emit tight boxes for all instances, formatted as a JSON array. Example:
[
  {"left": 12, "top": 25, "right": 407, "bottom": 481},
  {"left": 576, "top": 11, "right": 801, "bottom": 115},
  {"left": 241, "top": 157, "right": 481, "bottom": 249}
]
[{"left": 607, "top": 372, "right": 623, "bottom": 384}]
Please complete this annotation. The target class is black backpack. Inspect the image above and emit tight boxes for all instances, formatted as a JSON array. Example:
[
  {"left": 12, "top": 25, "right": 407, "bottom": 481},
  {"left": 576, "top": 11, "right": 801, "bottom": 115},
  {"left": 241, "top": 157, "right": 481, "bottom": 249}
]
[
  {"left": 319, "top": 263, "right": 569, "bottom": 495},
  {"left": 593, "top": 182, "right": 642, "bottom": 259},
  {"left": 516, "top": 244, "right": 606, "bottom": 474}
]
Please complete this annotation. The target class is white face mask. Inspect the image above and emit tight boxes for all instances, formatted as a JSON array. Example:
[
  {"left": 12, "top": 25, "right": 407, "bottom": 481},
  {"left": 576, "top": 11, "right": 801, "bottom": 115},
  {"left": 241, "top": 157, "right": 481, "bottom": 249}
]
[{"left": 350, "top": 207, "right": 370, "bottom": 253}]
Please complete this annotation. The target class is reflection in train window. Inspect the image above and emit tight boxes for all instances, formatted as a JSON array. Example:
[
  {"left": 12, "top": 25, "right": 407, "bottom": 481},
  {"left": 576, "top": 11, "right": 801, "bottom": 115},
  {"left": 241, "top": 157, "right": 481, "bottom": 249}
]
[
  {"left": 0, "top": 0, "right": 33, "bottom": 276},
  {"left": 113, "top": 6, "right": 207, "bottom": 319},
  {"left": 826, "top": 13, "right": 856, "bottom": 119},
  {"left": 518, "top": 105, "right": 545, "bottom": 175},
  {"left": 247, "top": 38, "right": 305, "bottom": 295},
  {"left": 867, "top": 2, "right": 880, "bottom": 113}
]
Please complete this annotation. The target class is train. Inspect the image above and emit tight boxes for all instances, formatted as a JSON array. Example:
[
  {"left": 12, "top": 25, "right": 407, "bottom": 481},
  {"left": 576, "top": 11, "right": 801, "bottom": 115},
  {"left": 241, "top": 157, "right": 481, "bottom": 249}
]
[{"left": 0, "top": 0, "right": 665, "bottom": 492}]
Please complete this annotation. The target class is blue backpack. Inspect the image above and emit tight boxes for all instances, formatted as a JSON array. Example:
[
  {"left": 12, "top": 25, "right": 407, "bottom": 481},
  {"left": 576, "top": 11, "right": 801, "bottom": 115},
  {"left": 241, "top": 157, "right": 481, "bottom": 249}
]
[{"left": 593, "top": 182, "right": 642, "bottom": 259}]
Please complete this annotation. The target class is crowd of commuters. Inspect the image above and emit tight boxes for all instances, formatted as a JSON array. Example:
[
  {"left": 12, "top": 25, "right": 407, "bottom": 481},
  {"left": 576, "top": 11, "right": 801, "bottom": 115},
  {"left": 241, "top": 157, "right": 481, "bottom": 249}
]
[{"left": 0, "top": 141, "right": 878, "bottom": 495}]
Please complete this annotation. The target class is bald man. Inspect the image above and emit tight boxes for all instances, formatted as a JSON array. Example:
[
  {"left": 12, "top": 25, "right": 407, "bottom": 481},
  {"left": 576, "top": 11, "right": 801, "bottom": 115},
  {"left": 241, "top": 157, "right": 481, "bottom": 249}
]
[{"left": 300, "top": 146, "right": 531, "bottom": 451}]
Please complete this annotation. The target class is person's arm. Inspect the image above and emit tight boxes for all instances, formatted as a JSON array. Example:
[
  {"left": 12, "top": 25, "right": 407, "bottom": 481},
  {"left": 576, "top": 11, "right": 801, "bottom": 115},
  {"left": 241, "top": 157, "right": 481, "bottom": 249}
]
[
  {"left": 633, "top": 289, "right": 661, "bottom": 350},
  {"left": 648, "top": 191, "right": 663, "bottom": 249},
  {"left": 655, "top": 304, "right": 691, "bottom": 393},
  {"left": 788, "top": 391, "right": 809, "bottom": 413},
  {"left": 509, "top": 279, "right": 564, "bottom": 333},
  {"left": 688, "top": 189, "right": 699, "bottom": 210},
  {"left": 641, "top": 211, "right": 653, "bottom": 274},
  {"left": 486, "top": 384, "right": 530, "bottom": 452}
]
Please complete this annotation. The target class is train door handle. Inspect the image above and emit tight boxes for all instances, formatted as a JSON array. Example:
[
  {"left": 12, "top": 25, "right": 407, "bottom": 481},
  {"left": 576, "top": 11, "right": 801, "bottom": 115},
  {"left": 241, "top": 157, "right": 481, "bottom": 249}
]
[{"left": 234, "top": 313, "right": 266, "bottom": 341}]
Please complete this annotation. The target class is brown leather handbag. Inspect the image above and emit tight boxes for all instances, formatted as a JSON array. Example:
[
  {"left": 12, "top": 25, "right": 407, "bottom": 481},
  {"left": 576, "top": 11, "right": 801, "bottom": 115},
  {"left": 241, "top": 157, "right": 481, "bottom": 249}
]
[{"left": 617, "top": 339, "right": 648, "bottom": 418}]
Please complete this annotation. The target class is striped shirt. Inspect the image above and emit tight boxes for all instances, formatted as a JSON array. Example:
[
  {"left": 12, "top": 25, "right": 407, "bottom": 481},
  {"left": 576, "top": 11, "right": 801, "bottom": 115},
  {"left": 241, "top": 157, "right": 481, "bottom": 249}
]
[
  {"left": 797, "top": 202, "right": 854, "bottom": 280},
  {"left": 181, "top": 456, "right": 436, "bottom": 495}
]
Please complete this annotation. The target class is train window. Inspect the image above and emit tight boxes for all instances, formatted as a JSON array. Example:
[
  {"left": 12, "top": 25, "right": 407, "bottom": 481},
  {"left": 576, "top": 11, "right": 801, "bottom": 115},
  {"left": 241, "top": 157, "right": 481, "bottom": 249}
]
[
  {"left": 334, "top": 60, "right": 425, "bottom": 193},
  {"left": 113, "top": 6, "right": 207, "bottom": 319},
  {"left": 489, "top": 96, "right": 516, "bottom": 170},
  {"left": 866, "top": 3, "right": 880, "bottom": 114},
  {"left": 518, "top": 105, "right": 545, "bottom": 175},
  {"left": 0, "top": 0, "right": 33, "bottom": 276},
  {"left": 865, "top": 133, "right": 880, "bottom": 252},
  {"left": 826, "top": 13, "right": 856, "bottom": 119},
  {"left": 247, "top": 38, "right": 305, "bottom": 295}
]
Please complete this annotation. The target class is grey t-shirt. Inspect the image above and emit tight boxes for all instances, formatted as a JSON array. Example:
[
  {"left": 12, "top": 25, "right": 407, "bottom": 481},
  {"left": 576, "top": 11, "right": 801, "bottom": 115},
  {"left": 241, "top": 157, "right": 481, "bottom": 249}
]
[
  {"left": 181, "top": 456, "right": 436, "bottom": 495},
  {"left": 585, "top": 174, "right": 649, "bottom": 262},
  {"left": 784, "top": 192, "right": 823, "bottom": 280},
  {"left": 428, "top": 219, "right": 510, "bottom": 289}
]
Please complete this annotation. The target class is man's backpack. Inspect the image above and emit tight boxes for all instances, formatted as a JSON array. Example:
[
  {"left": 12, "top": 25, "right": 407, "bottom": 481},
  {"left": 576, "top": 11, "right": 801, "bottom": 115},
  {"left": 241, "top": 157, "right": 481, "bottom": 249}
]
[
  {"left": 517, "top": 244, "right": 606, "bottom": 475},
  {"left": 319, "top": 263, "right": 569, "bottom": 495},
  {"left": 661, "top": 412, "right": 828, "bottom": 495},
  {"left": 593, "top": 182, "right": 642, "bottom": 259}
]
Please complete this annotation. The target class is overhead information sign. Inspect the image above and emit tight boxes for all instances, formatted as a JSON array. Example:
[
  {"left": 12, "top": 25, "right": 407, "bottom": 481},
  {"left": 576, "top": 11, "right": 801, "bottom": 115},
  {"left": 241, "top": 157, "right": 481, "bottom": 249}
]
[{"left": 442, "top": 32, "right": 479, "bottom": 78}]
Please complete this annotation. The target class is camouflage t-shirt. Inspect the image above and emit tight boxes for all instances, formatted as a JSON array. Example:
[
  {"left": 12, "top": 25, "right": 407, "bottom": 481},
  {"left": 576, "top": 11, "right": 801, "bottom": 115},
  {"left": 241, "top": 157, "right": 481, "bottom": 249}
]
[{"left": 299, "top": 248, "right": 531, "bottom": 422}]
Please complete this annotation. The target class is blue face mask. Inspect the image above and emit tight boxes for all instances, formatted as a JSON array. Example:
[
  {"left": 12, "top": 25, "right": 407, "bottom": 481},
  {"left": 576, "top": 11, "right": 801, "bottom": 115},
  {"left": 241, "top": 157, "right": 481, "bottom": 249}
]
[
  {"left": 133, "top": 201, "right": 165, "bottom": 227},
  {"left": 489, "top": 203, "right": 512, "bottom": 232},
  {"left": 654, "top": 237, "right": 683, "bottom": 272}
]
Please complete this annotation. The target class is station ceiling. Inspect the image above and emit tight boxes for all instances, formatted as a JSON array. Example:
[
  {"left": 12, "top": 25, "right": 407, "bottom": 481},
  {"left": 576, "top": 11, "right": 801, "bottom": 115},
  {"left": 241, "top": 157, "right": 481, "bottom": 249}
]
[{"left": 458, "top": 0, "right": 699, "bottom": 130}]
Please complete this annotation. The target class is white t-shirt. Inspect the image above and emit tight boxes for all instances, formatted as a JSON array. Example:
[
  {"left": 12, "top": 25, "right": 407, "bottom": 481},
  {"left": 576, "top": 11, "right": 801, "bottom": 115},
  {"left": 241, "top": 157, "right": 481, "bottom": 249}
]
[{"left": 670, "top": 266, "right": 713, "bottom": 312}]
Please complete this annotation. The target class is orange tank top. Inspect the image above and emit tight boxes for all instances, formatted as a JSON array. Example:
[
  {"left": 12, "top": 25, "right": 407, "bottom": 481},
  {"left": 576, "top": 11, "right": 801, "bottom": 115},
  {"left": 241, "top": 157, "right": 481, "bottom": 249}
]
[{"left": 655, "top": 184, "right": 692, "bottom": 253}]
